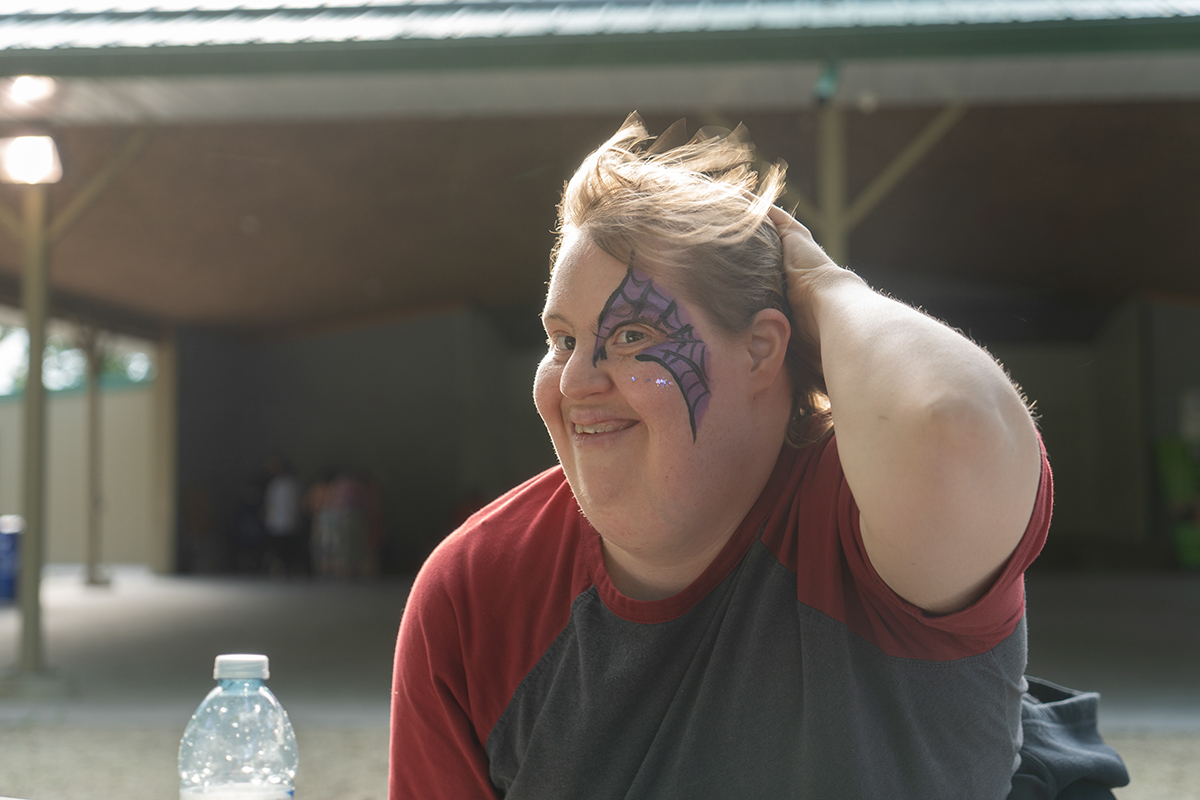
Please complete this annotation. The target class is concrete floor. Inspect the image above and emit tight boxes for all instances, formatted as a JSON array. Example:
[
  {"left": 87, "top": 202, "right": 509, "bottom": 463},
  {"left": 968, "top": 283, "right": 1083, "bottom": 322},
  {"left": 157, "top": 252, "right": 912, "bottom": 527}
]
[
  {"left": 0, "top": 566, "right": 1197, "bottom": 799},
  {"left": 1024, "top": 572, "right": 1200, "bottom": 800},
  {"left": 0, "top": 567, "right": 408, "bottom": 800}
]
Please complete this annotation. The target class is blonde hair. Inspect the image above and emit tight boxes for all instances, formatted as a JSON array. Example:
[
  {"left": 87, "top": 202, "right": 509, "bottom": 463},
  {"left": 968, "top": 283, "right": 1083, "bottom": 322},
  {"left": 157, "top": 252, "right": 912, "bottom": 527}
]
[{"left": 554, "top": 113, "right": 831, "bottom": 446}]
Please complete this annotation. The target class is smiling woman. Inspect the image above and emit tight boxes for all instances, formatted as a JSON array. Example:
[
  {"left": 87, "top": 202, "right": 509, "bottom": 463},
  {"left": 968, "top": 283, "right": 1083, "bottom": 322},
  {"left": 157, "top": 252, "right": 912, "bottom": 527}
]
[
  {"left": 389, "top": 115, "right": 1126, "bottom": 800},
  {"left": 554, "top": 116, "right": 828, "bottom": 447},
  {"left": 534, "top": 234, "right": 792, "bottom": 601}
]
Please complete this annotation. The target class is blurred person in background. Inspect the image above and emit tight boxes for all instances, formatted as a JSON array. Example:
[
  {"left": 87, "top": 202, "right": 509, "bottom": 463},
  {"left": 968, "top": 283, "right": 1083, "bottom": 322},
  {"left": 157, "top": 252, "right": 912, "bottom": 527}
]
[
  {"left": 262, "top": 455, "right": 305, "bottom": 577},
  {"left": 306, "top": 468, "right": 338, "bottom": 578}
]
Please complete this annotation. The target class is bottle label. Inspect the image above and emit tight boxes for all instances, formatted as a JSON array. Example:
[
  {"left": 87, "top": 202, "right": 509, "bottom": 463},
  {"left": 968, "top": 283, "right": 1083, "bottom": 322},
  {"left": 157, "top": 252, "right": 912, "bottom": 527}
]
[{"left": 180, "top": 788, "right": 294, "bottom": 799}]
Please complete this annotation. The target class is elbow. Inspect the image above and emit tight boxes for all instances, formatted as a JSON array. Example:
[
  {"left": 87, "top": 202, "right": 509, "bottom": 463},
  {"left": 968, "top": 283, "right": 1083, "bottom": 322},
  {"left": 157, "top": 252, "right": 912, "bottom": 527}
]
[{"left": 916, "top": 384, "right": 1037, "bottom": 469}]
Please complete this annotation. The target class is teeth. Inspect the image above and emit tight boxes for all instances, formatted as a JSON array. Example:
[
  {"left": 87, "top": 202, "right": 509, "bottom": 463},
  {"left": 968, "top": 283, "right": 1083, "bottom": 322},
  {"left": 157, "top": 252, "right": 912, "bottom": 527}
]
[{"left": 575, "top": 422, "right": 629, "bottom": 434}]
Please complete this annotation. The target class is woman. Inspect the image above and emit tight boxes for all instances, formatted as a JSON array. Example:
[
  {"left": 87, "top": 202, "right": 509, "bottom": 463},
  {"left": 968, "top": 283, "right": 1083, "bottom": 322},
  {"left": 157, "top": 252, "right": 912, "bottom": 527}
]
[{"left": 389, "top": 116, "right": 1108, "bottom": 798}]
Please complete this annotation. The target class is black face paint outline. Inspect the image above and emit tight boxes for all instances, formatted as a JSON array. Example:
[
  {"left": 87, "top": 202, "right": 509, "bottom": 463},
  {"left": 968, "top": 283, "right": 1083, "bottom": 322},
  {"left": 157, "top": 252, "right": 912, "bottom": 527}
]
[{"left": 593, "top": 267, "right": 711, "bottom": 441}]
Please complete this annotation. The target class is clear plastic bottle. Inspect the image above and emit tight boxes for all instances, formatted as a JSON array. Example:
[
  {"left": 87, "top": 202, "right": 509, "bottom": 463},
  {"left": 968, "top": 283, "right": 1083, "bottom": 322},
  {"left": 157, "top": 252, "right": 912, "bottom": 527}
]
[{"left": 179, "top": 654, "right": 299, "bottom": 799}]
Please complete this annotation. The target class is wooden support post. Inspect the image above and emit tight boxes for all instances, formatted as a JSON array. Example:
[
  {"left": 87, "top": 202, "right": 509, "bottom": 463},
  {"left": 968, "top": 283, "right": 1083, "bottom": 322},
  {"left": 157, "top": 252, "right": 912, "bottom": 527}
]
[
  {"left": 0, "top": 129, "right": 151, "bottom": 688},
  {"left": 817, "top": 104, "right": 849, "bottom": 265},
  {"left": 18, "top": 183, "right": 48, "bottom": 676},
  {"left": 81, "top": 327, "right": 108, "bottom": 587},
  {"left": 151, "top": 330, "right": 178, "bottom": 574}
]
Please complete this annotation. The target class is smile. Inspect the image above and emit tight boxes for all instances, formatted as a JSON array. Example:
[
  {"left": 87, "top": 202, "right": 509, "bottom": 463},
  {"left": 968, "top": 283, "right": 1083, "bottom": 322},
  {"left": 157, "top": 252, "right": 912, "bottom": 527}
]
[{"left": 574, "top": 420, "right": 636, "bottom": 435}]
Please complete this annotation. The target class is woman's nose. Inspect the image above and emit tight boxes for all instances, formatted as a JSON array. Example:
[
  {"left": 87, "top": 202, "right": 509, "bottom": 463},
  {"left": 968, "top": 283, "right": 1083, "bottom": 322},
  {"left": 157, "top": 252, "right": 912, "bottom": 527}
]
[{"left": 559, "top": 347, "right": 613, "bottom": 399}]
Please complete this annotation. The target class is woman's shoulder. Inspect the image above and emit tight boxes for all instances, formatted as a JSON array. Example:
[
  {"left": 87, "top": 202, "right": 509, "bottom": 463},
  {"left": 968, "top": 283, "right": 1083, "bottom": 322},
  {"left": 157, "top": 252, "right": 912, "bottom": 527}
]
[
  {"left": 459, "top": 466, "right": 575, "bottom": 526},
  {"left": 396, "top": 465, "right": 595, "bottom": 753},
  {"left": 446, "top": 466, "right": 578, "bottom": 551},
  {"left": 413, "top": 465, "right": 591, "bottom": 606}
]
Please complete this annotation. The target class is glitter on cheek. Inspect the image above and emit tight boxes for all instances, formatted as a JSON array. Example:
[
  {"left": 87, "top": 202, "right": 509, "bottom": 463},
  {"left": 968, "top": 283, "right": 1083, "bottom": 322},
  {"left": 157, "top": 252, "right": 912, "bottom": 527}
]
[{"left": 627, "top": 375, "right": 673, "bottom": 387}]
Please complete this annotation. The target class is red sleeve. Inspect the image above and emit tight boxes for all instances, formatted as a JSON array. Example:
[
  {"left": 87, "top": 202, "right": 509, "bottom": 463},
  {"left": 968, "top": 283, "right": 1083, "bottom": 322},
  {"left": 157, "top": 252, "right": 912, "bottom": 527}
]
[
  {"left": 389, "top": 552, "right": 498, "bottom": 800},
  {"left": 764, "top": 432, "right": 1053, "bottom": 662},
  {"left": 388, "top": 467, "right": 594, "bottom": 799}
]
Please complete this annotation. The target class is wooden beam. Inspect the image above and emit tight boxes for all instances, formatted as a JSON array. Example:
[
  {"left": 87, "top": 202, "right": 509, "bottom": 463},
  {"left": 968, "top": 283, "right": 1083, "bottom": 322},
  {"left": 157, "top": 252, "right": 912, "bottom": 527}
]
[
  {"left": 803, "top": 102, "right": 965, "bottom": 265},
  {"left": 47, "top": 128, "right": 152, "bottom": 245},
  {"left": 845, "top": 104, "right": 966, "bottom": 232}
]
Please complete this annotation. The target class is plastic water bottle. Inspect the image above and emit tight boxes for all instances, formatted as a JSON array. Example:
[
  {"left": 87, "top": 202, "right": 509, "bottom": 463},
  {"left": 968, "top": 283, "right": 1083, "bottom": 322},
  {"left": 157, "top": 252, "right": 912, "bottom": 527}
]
[{"left": 178, "top": 654, "right": 299, "bottom": 799}]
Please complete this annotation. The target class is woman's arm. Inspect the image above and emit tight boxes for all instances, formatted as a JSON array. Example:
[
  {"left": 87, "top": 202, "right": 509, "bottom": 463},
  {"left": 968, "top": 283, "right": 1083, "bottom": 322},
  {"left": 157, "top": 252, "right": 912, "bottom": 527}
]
[{"left": 770, "top": 207, "right": 1042, "bottom": 614}]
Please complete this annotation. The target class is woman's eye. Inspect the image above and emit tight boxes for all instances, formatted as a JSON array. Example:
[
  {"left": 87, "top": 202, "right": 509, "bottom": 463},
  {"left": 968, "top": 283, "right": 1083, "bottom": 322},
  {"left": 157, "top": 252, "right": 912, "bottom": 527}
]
[
  {"left": 550, "top": 334, "right": 576, "bottom": 352},
  {"left": 615, "top": 329, "right": 647, "bottom": 346}
]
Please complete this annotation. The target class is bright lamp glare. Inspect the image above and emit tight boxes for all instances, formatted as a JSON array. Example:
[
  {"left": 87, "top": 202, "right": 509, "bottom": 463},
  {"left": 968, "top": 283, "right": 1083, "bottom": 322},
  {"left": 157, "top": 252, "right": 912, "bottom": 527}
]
[
  {"left": 0, "top": 136, "right": 62, "bottom": 184},
  {"left": 8, "top": 76, "right": 57, "bottom": 107}
]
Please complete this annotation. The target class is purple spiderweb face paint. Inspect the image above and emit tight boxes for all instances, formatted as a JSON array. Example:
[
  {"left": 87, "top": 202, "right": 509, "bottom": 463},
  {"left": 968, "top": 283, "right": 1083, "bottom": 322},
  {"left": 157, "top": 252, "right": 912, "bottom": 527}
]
[{"left": 593, "top": 267, "right": 711, "bottom": 441}]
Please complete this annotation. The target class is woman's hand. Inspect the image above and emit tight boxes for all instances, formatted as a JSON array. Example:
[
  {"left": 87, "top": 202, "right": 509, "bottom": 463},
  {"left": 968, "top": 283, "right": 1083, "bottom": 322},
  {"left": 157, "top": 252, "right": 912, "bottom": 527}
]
[{"left": 766, "top": 206, "right": 865, "bottom": 351}]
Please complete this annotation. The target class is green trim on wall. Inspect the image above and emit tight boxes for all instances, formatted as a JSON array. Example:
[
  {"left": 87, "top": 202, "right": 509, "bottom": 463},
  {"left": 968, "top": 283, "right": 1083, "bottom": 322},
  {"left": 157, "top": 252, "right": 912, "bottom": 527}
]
[{"left": 0, "top": 375, "right": 154, "bottom": 403}]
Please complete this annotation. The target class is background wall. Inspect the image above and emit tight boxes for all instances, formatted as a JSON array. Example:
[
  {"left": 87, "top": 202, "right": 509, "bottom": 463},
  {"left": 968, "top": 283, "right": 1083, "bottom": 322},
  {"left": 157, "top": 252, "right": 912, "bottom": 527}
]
[
  {"left": 1149, "top": 300, "right": 1200, "bottom": 442},
  {"left": 0, "top": 382, "right": 156, "bottom": 565},
  {"left": 175, "top": 307, "right": 555, "bottom": 574},
  {"left": 6, "top": 294, "right": 1191, "bottom": 575},
  {"left": 33, "top": 100, "right": 1200, "bottom": 576},
  {"left": 989, "top": 299, "right": 1177, "bottom": 567}
]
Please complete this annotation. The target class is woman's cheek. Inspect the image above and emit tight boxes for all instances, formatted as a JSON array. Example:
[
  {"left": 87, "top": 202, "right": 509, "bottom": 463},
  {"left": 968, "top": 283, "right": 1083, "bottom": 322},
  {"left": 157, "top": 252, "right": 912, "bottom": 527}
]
[
  {"left": 621, "top": 360, "right": 694, "bottom": 426},
  {"left": 532, "top": 357, "right": 562, "bottom": 424}
]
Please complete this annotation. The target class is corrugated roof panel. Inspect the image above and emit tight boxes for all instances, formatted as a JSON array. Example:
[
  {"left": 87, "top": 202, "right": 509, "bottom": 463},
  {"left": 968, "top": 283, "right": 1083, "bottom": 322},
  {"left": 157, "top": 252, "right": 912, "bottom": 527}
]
[
  {"left": 752, "top": 2, "right": 808, "bottom": 29},
  {"left": 5, "top": 1, "right": 394, "bottom": 10},
  {"left": 500, "top": 4, "right": 567, "bottom": 37},
  {"left": 600, "top": 5, "right": 662, "bottom": 36},
  {"left": 702, "top": 3, "right": 768, "bottom": 31},
  {"left": 539, "top": 5, "right": 607, "bottom": 37},
  {"left": 0, "top": 9, "right": 375, "bottom": 49},
  {"left": 1, "top": 1, "right": 1200, "bottom": 52},
  {"left": 397, "top": 6, "right": 497, "bottom": 40},
  {"left": 1, "top": 0, "right": 1197, "bottom": 18}
]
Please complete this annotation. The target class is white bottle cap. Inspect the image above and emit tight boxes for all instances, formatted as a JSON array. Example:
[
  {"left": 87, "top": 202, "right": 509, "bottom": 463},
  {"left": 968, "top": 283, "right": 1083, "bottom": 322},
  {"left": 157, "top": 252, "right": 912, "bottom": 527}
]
[{"left": 213, "top": 654, "right": 270, "bottom": 680}]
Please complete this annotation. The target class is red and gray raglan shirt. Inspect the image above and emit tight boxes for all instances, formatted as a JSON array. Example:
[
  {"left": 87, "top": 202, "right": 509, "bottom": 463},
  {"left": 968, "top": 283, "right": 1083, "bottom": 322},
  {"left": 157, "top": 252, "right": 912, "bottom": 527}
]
[{"left": 390, "top": 433, "right": 1053, "bottom": 799}]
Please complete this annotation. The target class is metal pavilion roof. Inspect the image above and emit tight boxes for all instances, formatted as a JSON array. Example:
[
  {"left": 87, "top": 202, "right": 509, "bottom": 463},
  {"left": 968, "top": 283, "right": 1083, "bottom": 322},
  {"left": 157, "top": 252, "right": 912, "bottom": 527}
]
[
  {"left": 0, "top": 2, "right": 1195, "bottom": 123},
  {"left": 2, "top": 2, "right": 1199, "bottom": 45},
  {"left": 0, "top": 1, "right": 1189, "bottom": 373},
  {"left": 0, "top": 1, "right": 1198, "bottom": 77}
]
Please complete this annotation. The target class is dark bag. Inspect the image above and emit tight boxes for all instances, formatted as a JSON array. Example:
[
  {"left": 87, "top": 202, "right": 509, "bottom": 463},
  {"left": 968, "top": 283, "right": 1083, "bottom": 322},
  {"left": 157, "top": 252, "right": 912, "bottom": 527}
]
[{"left": 1008, "top": 677, "right": 1130, "bottom": 799}]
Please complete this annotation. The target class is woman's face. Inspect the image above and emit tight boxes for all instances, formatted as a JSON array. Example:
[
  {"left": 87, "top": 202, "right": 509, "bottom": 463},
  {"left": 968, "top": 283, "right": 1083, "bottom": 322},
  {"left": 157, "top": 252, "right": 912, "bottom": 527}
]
[{"left": 535, "top": 233, "right": 767, "bottom": 564}]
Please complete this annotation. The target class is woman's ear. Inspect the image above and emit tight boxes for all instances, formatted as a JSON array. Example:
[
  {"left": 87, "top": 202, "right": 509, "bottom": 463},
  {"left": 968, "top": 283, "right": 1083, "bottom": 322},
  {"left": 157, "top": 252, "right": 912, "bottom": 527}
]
[{"left": 746, "top": 308, "right": 791, "bottom": 393}]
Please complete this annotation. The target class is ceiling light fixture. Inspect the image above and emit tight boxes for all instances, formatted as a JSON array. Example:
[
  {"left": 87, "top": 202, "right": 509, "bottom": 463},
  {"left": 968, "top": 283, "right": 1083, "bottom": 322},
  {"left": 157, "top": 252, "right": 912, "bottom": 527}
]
[
  {"left": 0, "top": 135, "right": 63, "bottom": 184},
  {"left": 7, "top": 75, "right": 58, "bottom": 108}
]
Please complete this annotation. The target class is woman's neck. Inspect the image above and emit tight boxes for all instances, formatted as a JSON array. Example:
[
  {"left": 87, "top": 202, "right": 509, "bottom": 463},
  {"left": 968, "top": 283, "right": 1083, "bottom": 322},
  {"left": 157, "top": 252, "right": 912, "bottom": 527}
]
[{"left": 600, "top": 524, "right": 738, "bottom": 601}]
